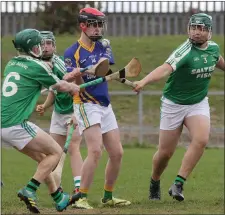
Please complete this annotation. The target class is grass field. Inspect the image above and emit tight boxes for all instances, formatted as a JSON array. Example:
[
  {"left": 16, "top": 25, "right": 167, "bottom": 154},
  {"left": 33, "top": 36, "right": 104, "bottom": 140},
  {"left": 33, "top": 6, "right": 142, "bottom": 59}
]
[
  {"left": 1, "top": 147, "right": 224, "bottom": 214},
  {"left": 2, "top": 35, "right": 224, "bottom": 129}
]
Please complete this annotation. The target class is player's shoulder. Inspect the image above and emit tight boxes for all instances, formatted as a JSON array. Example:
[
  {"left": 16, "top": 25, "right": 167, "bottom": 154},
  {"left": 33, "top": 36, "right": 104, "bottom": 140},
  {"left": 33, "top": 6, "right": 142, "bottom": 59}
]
[
  {"left": 176, "top": 39, "right": 193, "bottom": 51},
  {"left": 64, "top": 41, "right": 80, "bottom": 56},
  {"left": 52, "top": 54, "right": 64, "bottom": 62},
  {"left": 208, "top": 40, "right": 219, "bottom": 48},
  {"left": 172, "top": 39, "right": 192, "bottom": 57},
  {"left": 95, "top": 41, "right": 105, "bottom": 49}
]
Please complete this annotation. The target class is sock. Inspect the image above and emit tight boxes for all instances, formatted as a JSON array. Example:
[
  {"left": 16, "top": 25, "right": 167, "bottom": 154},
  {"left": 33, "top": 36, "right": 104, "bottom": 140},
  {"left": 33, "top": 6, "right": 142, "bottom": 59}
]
[
  {"left": 79, "top": 188, "right": 88, "bottom": 198},
  {"left": 150, "top": 177, "right": 160, "bottom": 186},
  {"left": 103, "top": 185, "right": 113, "bottom": 201},
  {"left": 74, "top": 176, "right": 81, "bottom": 191},
  {"left": 51, "top": 187, "right": 63, "bottom": 203},
  {"left": 175, "top": 175, "right": 186, "bottom": 185},
  {"left": 25, "top": 178, "right": 40, "bottom": 193}
]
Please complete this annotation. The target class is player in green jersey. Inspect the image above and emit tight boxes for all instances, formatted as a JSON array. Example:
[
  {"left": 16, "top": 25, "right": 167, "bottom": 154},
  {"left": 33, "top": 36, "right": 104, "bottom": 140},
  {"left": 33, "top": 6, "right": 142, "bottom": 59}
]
[
  {"left": 134, "top": 13, "right": 224, "bottom": 201},
  {"left": 1, "top": 29, "right": 80, "bottom": 213},
  {"left": 36, "top": 31, "right": 83, "bottom": 194}
]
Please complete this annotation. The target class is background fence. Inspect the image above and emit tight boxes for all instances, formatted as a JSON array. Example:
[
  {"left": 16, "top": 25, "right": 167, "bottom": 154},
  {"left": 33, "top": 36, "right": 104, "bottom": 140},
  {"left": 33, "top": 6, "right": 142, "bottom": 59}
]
[
  {"left": 1, "top": 1, "right": 225, "bottom": 36},
  {"left": 1, "top": 1, "right": 224, "bottom": 146}
]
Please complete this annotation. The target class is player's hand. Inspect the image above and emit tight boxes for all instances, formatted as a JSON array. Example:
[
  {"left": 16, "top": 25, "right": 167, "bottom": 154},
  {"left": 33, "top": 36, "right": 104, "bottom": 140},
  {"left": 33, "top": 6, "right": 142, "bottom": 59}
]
[
  {"left": 63, "top": 68, "right": 82, "bottom": 81},
  {"left": 133, "top": 80, "right": 145, "bottom": 94},
  {"left": 69, "top": 83, "right": 80, "bottom": 96},
  {"left": 36, "top": 104, "right": 45, "bottom": 116},
  {"left": 71, "top": 115, "right": 78, "bottom": 128}
]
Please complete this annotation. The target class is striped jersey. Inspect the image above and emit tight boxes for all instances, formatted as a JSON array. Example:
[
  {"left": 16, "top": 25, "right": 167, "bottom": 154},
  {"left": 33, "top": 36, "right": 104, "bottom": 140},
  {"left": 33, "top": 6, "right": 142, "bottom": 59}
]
[
  {"left": 164, "top": 39, "right": 220, "bottom": 104},
  {"left": 1, "top": 55, "right": 60, "bottom": 128},
  {"left": 51, "top": 55, "right": 73, "bottom": 114},
  {"left": 64, "top": 39, "right": 115, "bottom": 107}
]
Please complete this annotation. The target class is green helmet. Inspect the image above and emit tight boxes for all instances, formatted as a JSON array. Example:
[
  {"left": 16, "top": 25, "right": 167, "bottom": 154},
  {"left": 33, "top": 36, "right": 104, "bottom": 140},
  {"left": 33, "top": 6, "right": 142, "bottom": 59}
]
[
  {"left": 12, "top": 29, "right": 43, "bottom": 58},
  {"left": 40, "top": 31, "right": 56, "bottom": 60},
  {"left": 189, "top": 13, "right": 212, "bottom": 30},
  {"left": 40, "top": 31, "right": 56, "bottom": 44}
]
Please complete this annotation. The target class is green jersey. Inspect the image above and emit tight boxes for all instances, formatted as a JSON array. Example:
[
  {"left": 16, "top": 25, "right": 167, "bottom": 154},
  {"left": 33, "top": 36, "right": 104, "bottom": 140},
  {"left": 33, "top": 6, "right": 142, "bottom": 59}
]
[
  {"left": 163, "top": 39, "right": 220, "bottom": 105},
  {"left": 1, "top": 55, "right": 60, "bottom": 128},
  {"left": 51, "top": 55, "right": 73, "bottom": 114}
]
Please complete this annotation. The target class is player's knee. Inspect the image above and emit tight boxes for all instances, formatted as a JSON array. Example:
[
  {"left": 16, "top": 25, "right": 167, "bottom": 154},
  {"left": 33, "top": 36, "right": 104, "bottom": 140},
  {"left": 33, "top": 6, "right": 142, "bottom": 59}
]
[
  {"left": 159, "top": 149, "right": 174, "bottom": 160},
  {"left": 192, "top": 135, "right": 209, "bottom": 148},
  {"left": 51, "top": 143, "right": 63, "bottom": 158},
  {"left": 89, "top": 147, "right": 102, "bottom": 162},
  {"left": 108, "top": 145, "right": 124, "bottom": 161}
]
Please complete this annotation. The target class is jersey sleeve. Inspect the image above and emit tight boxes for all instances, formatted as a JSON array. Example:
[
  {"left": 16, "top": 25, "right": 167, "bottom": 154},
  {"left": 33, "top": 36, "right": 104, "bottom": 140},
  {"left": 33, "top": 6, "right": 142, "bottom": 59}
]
[
  {"left": 33, "top": 60, "right": 60, "bottom": 89},
  {"left": 52, "top": 55, "right": 67, "bottom": 76},
  {"left": 165, "top": 40, "right": 192, "bottom": 71},
  {"left": 64, "top": 48, "right": 78, "bottom": 72},
  {"left": 101, "top": 45, "right": 115, "bottom": 65}
]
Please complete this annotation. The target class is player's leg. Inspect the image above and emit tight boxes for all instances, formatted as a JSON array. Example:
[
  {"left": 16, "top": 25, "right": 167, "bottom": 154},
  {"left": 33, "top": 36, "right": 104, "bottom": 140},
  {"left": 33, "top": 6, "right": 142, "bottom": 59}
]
[
  {"left": 19, "top": 148, "right": 57, "bottom": 194},
  {"left": 19, "top": 146, "right": 80, "bottom": 211},
  {"left": 67, "top": 119, "right": 83, "bottom": 194},
  {"left": 2, "top": 121, "right": 75, "bottom": 213},
  {"left": 2, "top": 121, "right": 62, "bottom": 213},
  {"left": 49, "top": 111, "right": 67, "bottom": 148},
  {"left": 72, "top": 103, "right": 104, "bottom": 209},
  {"left": 49, "top": 111, "right": 68, "bottom": 191},
  {"left": 150, "top": 97, "right": 185, "bottom": 200},
  {"left": 100, "top": 105, "right": 131, "bottom": 206},
  {"left": 50, "top": 111, "right": 83, "bottom": 193},
  {"left": 169, "top": 97, "right": 210, "bottom": 201}
]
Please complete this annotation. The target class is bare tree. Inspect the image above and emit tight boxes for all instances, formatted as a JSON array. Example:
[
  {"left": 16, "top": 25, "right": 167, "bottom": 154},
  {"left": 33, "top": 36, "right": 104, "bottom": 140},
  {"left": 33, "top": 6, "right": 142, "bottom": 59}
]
[{"left": 36, "top": 1, "right": 99, "bottom": 34}]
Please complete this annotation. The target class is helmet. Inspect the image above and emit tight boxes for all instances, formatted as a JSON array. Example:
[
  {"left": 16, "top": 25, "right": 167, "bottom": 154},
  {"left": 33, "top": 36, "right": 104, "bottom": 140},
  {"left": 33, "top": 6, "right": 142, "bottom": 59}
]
[
  {"left": 188, "top": 13, "right": 213, "bottom": 45},
  {"left": 78, "top": 7, "right": 106, "bottom": 41},
  {"left": 12, "top": 28, "right": 43, "bottom": 58},
  {"left": 40, "top": 31, "right": 56, "bottom": 60},
  {"left": 189, "top": 13, "right": 212, "bottom": 30},
  {"left": 40, "top": 31, "right": 56, "bottom": 44}
]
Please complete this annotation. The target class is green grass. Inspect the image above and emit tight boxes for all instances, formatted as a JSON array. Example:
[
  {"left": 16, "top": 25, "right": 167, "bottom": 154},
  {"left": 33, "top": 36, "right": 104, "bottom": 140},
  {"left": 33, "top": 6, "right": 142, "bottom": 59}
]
[
  {"left": 1, "top": 35, "right": 224, "bottom": 129},
  {"left": 1, "top": 147, "right": 224, "bottom": 214}
]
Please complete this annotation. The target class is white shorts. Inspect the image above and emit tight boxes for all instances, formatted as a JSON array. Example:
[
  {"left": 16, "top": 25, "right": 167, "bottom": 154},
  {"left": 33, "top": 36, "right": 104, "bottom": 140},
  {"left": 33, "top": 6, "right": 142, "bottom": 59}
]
[
  {"left": 49, "top": 110, "right": 73, "bottom": 136},
  {"left": 1, "top": 121, "right": 38, "bottom": 150},
  {"left": 160, "top": 96, "right": 210, "bottom": 130},
  {"left": 73, "top": 103, "right": 118, "bottom": 135}
]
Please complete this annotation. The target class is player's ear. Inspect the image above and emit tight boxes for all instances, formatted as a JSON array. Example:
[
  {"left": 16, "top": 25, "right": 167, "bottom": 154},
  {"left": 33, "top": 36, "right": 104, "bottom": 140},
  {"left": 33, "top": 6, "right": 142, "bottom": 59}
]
[{"left": 80, "top": 23, "right": 87, "bottom": 31}]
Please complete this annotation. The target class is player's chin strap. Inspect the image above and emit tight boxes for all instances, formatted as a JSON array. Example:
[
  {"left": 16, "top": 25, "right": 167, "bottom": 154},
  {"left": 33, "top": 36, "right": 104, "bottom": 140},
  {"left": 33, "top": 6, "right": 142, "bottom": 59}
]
[
  {"left": 84, "top": 31, "right": 103, "bottom": 42},
  {"left": 188, "top": 38, "right": 206, "bottom": 46}
]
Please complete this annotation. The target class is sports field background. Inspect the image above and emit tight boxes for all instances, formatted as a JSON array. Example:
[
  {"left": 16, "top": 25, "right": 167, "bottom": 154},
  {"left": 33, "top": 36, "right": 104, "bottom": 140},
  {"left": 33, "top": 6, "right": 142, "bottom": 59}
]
[
  {"left": 1, "top": 35, "right": 224, "bottom": 214},
  {"left": 1, "top": 147, "right": 224, "bottom": 214}
]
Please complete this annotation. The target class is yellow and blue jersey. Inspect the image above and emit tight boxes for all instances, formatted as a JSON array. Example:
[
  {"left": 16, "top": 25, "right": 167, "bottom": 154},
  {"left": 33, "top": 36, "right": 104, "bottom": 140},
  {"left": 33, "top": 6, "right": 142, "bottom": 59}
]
[{"left": 64, "top": 39, "right": 114, "bottom": 107}]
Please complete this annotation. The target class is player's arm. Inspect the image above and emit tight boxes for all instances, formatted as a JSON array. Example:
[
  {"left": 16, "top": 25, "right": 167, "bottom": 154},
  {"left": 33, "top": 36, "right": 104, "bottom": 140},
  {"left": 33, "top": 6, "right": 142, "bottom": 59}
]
[
  {"left": 216, "top": 55, "right": 225, "bottom": 71},
  {"left": 134, "top": 41, "right": 191, "bottom": 92},
  {"left": 51, "top": 80, "right": 80, "bottom": 96},
  {"left": 35, "top": 62, "right": 80, "bottom": 95},
  {"left": 140, "top": 63, "right": 172, "bottom": 85},
  {"left": 63, "top": 49, "right": 83, "bottom": 82},
  {"left": 36, "top": 91, "right": 55, "bottom": 115}
]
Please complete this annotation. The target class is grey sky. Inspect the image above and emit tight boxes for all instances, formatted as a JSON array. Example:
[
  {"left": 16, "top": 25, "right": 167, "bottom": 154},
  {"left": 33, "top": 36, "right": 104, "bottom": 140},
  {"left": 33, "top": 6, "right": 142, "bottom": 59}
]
[{"left": 1, "top": 1, "right": 224, "bottom": 13}]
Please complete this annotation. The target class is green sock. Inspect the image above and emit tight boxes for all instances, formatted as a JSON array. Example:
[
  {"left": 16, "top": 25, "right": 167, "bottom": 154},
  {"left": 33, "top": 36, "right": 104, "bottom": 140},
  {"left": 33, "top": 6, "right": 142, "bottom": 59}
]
[
  {"left": 51, "top": 188, "right": 63, "bottom": 203},
  {"left": 103, "top": 190, "right": 112, "bottom": 200},
  {"left": 175, "top": 175, "right": 186, "bottom": 185},
  {"left": 25, "top": 178, "right": 40, "bottom": 193}
]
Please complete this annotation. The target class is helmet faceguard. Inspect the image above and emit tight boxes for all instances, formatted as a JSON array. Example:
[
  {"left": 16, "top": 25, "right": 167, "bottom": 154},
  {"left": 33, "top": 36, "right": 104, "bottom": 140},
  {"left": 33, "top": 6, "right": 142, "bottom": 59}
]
[
  {"left": 40, "top": 31, "right": 56, "bottom": 60},
  {"left": 188, "top": 13, "right": 212, "bottom": 46},
  {"left": 78, "top": 8, "right": 107, "bottom": 42},
  {"left": 12, "top": 29, "right": 44, "bottom": 58}
]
